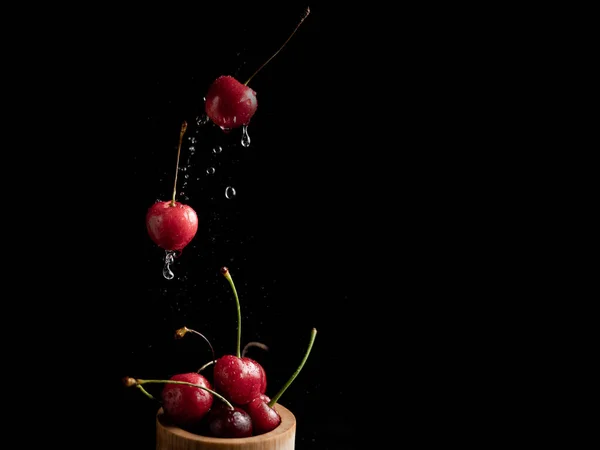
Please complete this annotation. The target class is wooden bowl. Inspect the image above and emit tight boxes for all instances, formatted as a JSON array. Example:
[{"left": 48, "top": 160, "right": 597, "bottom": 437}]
[{"left": 156, "top": 403, "right": 296, "bottom": 450}]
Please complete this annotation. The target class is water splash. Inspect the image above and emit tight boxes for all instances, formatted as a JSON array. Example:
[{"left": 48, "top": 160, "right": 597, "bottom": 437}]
[
  {"left": 196, "top": 114, "right": 209, "bottom": 126},
  {"left": 241, "top": 124, "right": 251, "bottom": 147},
  {"left": 225, "top": 186, "right": 237, "bottom": 199},
  {"left": 163, "top": 250, "right": 176, "bottom": 280}
]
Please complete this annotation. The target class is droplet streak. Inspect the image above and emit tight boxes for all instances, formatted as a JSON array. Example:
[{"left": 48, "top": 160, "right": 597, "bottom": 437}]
[
  {"left": 163, "top": 250, "right": 176, "bottom": 280},
  {"left": 241, "top": 125, "right": 250, "bottom": 147}
]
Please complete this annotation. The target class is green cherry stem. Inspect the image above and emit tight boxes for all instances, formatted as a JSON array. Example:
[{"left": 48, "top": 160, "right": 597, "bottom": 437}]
[
  {"left": 243, "top": 6, "right": 311, "bottom": 86},
  {"left": 197, "top": 359, "right": 216, "bottom": 373},
  {"left": 268, "top": 327, "right": 317, "bottom": 408},
  {"left": 170, "top": 121, "right": 187, "bottom": 206},
  {"left": 136, "top": 385, "right": 158, "bottom": 402},
  {"left": 123, "top": 377, "right": 234, "bottom": 410},
  {"left": 221, "top": 266, "right": 242, "bottom": 358}
]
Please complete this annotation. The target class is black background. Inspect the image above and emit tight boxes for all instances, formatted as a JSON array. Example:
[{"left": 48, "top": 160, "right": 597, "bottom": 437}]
[
  {"left": 8, "top": 2, "right": 485, "bottom": 449},
  {"left": 68, "top": 3, "right": 402, "bottom": 449}
]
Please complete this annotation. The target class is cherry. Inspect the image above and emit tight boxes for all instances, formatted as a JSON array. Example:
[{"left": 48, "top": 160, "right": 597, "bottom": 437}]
[
  {"left": 245, "top": 328, "right": 317, "bottom": 435},
  {"left": 204, "top": 7, "right": 310, "bottom": 132},
  {"left": 213, "top": 354, "right": 264, "bottom": 405},
  {"left": 207, "top": 402, "right": 253, "bottom": 438},
  {"left": 161, "top": 373, "right": 214, "bottom": 427},
  {"left": 146, "top": 200, "right": 198, "bottom": 251},
  {"left": 242, "top": 341, "right": 270, "bottom": 394},
  {"left": 244, "top": 395, "right": 279, "bottom": 435},
  {"left": 213, "top": 267, "right": 266, "bottom": 405},
  {"left": 122, "top": 375, "right": 234, "bottom": 429},
  {"left": 146, "top": 121, "right": 198, "bottom": 252},
  {"left": 205, "top": 76, "right": 257, "bottom": 131}
]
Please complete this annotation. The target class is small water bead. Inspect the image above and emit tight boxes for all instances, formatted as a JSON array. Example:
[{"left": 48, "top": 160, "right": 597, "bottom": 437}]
[
  {"left": 188, "top": 137, "right": 196, "bottom": 144},
  {"left": 206, "top": 167, "right": 216, "bottom": 175},
  {"left": 241, "top": 125, "right": 251, "bottom": 147},
  {"left": 213, "top": 146, "right": 222, "bottom": 154},
  {"left": 225, "top": 186, "right": 237, "bottom": 199}
]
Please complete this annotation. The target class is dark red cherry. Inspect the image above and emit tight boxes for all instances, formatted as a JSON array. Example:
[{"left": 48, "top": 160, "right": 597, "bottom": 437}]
[
  {"left": 207, "top": 403, "right": 253, "bottom": 438},
  {"left": 243, "top": 394, "right": 281, "bottom": 435}
]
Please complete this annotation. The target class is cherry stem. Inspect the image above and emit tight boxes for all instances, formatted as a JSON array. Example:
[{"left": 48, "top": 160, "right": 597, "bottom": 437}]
[
  {"left": 197, "top": 359, "right": 216, "bottom": 373},
  {"left": 175, "top": 326, "right": 216, "bottom": 364},
  {"left": 134, "top": 378, "right": 234, "bottom": 410},
  {"left": 221, "top": 267, "right": 242, "bottom": 358},
  {"left": 242, "top": 341, "right": 269, "bottom": 358},
  {"left": 136, "top": 385, "right": 158, "bottom": 402},
  {"left": 268, "top": 327, "right": 317, "bottom": 407},
  {"left": 243, "top": 6, "right": 311, "bottom": 86},
  {"left": 170, "top": 121, "right": 188, "bottom": 206}
]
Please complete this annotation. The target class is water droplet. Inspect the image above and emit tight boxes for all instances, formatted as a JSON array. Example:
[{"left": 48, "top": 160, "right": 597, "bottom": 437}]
[
  {"left": 189, "top": 137, "right": 196, "bottom": 143},
  {"left": 163, "top": 250, "right": 176, "bottom": 280},
  {"left": 241, "top": 124, "right": 251, "bottom": 147},
  {"left": 206, "top": 167, "right": 215, "bottom": 175},
  {"left": 189, "top": 146, "right": 195, "bottom": 152},
  {"left": 225, "top": 186, "right": 237, "bottom": 199},
  {"left": 196, "top": 114, "right": 209, "bottom": 126},
  {"left": 213, "top": 146, "right": 222, "bottom": 154},
  {"left": 184, "top": 174, "right": 189, "bottom": 179}
]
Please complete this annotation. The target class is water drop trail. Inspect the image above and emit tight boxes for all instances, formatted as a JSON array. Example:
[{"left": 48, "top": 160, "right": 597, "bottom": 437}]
[
  {"left": 163, "top": 250, "right": 176, "bottom": 280},
  {"left": 241, "top": 124, "right": 250, "bottom": 147}
]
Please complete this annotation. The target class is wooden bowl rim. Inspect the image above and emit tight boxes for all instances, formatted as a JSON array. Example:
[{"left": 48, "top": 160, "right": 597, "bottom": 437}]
[{"left": 156, "top": 402, "right": 296, "bottom": 443}]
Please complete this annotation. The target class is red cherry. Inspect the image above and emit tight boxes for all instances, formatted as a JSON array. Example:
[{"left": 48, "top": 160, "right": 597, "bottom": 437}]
[
  {"left": 258, "top": 362, "right": 267, "bottom": 395},
  {"left": 146, "top": 200, "right": 198, "bottom": 251},
  {"left": 204, "top": 8, "right": 310, "bottom": 131},
  {"left": 205, "top": 76, "right": 257, "bottom": 130},
  {"left": 207, "top": 403, "right": 253, "bottom": 438},
  {"left": 161, "top": 372, "right": 213, "bottom": 428},
  {"left": 213, "top": 355, "right": 263, "bottom": 405},
  {"left": 244, "top": 394, "right": 281, "bottom": 435}
]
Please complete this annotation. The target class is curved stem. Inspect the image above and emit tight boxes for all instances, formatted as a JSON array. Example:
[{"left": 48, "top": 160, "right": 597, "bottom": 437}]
[
  {"left": 197, "top": 359, "right": 217, "bottom": 373},
  {"left": 136, "top": 378, "right": 234, "bottom": 409},
  {"left": 244, "top": 7, "right": 310, "bottom": 86},
  {"left": 269, "top": 328, "right": 317, "bottom": 407},
  {"left": 136, "top": 385, "right": 158, "bottom": 402},
  {"left": 175, "top": 326, "right": 216, "bottom": 363},
  {"left": 171, "top": 121, "right": 188, "bottom": 206},
  {"left": 221, "top": 267, "right": 242, "bottom": 358},
  {"left": 242, "top": 341, "right": 269, "bottom": 358}
]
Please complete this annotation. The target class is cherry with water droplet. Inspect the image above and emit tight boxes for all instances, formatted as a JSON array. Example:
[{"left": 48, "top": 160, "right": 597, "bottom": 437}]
[
  {"left": 204, "top": 7, "right": 310, "bottom": 131},
  {"left": 161, "top": 373, "right": 214, "bottom": 427},
  {"left": 146, "top": 121, "right": 199, "bottom": 252},
  {"left": 213, "top": 267, "right": 267, "bottom": 405},
  {"left": 122, "top": 375, "right": 233, "bottom": 430}
]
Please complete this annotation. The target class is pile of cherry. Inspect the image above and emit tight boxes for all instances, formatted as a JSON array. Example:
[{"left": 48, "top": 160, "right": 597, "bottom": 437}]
[
  {"left": 123, "top": 267, "right": 317, "bottom": 438},
  {"left": 129, "top": 7, "right": 315, "bottom": 439}
]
